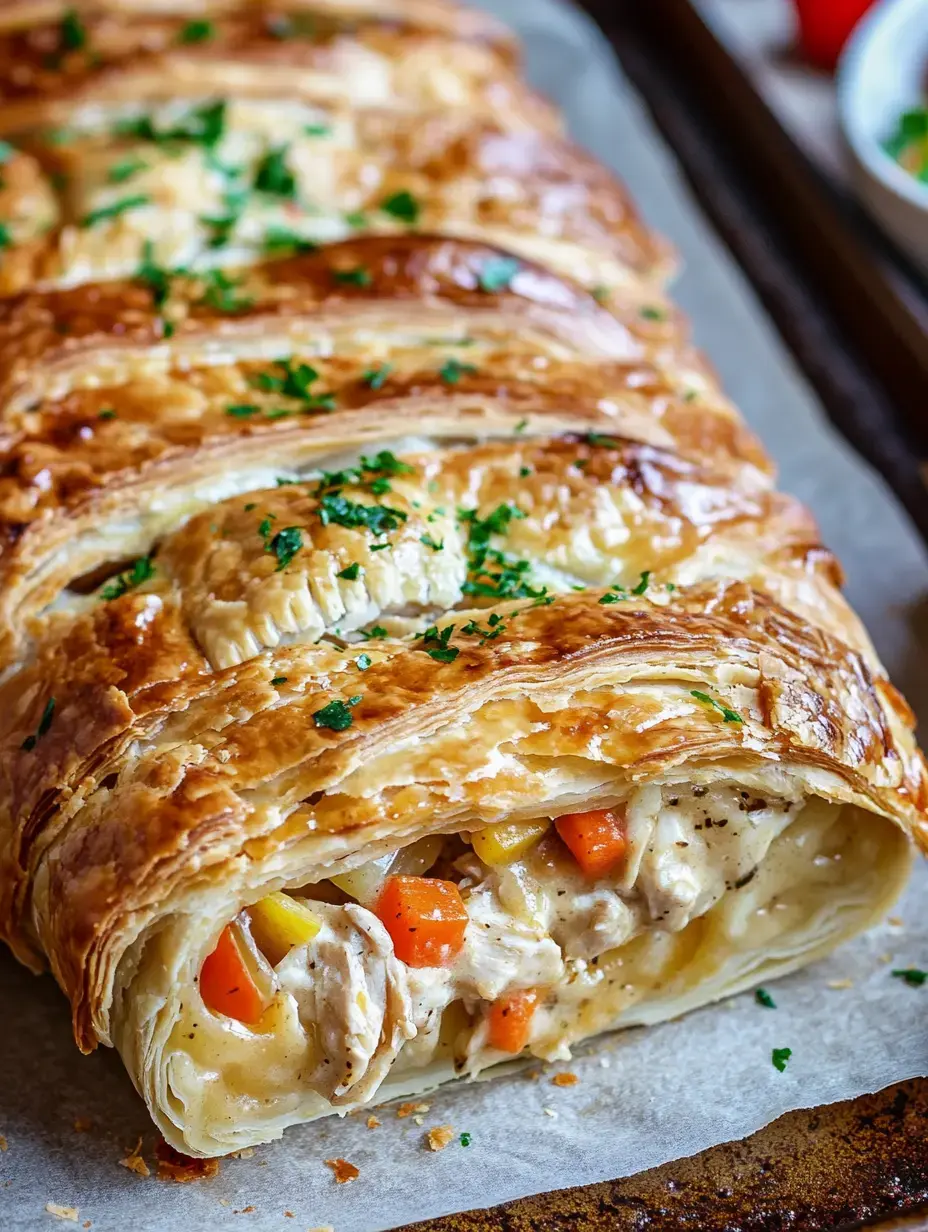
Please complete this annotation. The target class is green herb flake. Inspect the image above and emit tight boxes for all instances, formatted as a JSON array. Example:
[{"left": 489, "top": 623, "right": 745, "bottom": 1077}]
[
  {"left": 892, "top": 968, "right": 927, "bottom": 987},
  {"left": 599, "top": 591, "right": 626, "bottom": 605},
  {"left": 243, "top": 503, "right": 257, "bottom": 512},
  {"left": 439, "top": 357, "right": 478, "bottom": 385},
  {"left": 226, "top": 403, "right": 260, "bottom": 418},
  {"left": 421, "top": 624, "right": 459, "bottom": 664},
  {"left": 631, "top": 570, "right": 651, "bottom": 596},
  {"left": 363, "top": 363, "right": 392, "bottom": 390},
  {"left": 97, "top": 408, "right": 117, "bottom": 420},
  {"left": 319, "top": 494, "right": 407, "bottom": 535},
  {"left": 262, "top": 227, "right": 317, "bottom": 256},
  {"left": 270, "top": 675, "right": 288, "bottom": 686},
  {"left": 420, "top": 534, "right": 444, "bottom": 551},
  {"left": 755, "top": 988, "right": 776, "bottom": 1009},
  {"left": 60, "top": 8, "right": 87, "bottom": 52},
  {"left": 690, "top": 690, "right": 744, "bottom": 725},
  {"left": 592, "top": 285, "right": 610, "bottom": 304},
  {"left": 179, "top": 19, "right": 214, "bottom": 43},
  {"left": 100, "top": 555, "right": 155, "bottom": 601},
  {"left": 356, "top": 653, "right": 372, "bottom": 671},
  {"left": 21, "top": 697, "right": 56, "bottom": 752},
  {"left": 160, "top": 318, "right": 175, "bottom": 339},
  {"left": 200, "top": 269, "right": 253, "bottom": 314},
  {"left": 312, "top": 699, "right": 355, "bottom": 732},
  {"left": 360, "top": 625, "right": 388, "bottom": 640},
  {"left": 0, "top": 140, "right": 14, "bottom": 165},
  {"left": 107, "top": 156, "right": 148, "bottom": 185},
  {"left": 478, "top": 255, "right": 521, "bottom": 294},
  {"left": 337, "top": 563, "right": 362, "bottom": 581},
  {"left": 136, "top": 241, "right": 174, "bottom": 308},
  {"left": 344, "top": 210, "right": 368, "bottom": 229},
  {"left": 304, "top": 123, "right": 333, "bottom": 137},
  {"left": 0, "top": 223, "right": 11, "bottom": 250},
  {"left": 639, "top": 305, "right": 667, "bottom": 322},
  {"left": 254, "top": 145, "right": 297, "bottom": 198},
  {"left": 380, "top": 189, "right": 421, "bottom": 224},
  {"left": 269, "top": 526, "right": 303, "bottom": 571},
  {"left": 333, "top": 266, "right": 372, "bottom": 287},
  {"left": 519, "top": 465, "right": 532, "bottom": 477},
  {"left": 81, "top": 194, "right": 150, "bottom": 228},
  {"left": 460, "top": 1132, "right": 472, "bottom": 1147},
  {"left": 771, "top": 1047, "right": 792, "bottom": 1073}
]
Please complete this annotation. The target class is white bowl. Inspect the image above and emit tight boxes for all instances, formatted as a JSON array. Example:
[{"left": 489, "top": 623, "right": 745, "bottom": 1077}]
[{"left": 837, "top": 0, "right": 928, "bottom": 276}]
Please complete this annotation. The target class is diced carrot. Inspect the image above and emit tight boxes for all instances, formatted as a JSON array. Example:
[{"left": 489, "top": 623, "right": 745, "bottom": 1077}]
[
  {"left": 487, "top": 988, "right": 540, "bottom": 1054},
  {"left": 555, "top": 807, "right": 627, "bottom": 878},
  {"left": 375, "top": 875, "right": 468, "bottom": 968},
  {"left": 199, "top": 923, "right": 267, "bottom": 1024}
]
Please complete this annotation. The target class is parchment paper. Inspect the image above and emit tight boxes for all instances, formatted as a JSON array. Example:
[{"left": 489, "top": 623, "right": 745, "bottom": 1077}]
[{"left": 3, "top": 2, "right": 928, "bottom": 1229}]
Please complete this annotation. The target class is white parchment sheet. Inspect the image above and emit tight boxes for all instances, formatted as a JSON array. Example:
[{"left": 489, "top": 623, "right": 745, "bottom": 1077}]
[{"left": 2, "top": 2, "right": 928, "bottom": 1229}]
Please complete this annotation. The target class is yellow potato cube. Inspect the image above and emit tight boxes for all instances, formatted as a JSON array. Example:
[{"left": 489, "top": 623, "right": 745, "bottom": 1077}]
[
  {"left": 248, "top": 892, "right": 321, "bottom": 966},
  {"left": 471, "top": 820, "right": 550, "bottom": 866}
]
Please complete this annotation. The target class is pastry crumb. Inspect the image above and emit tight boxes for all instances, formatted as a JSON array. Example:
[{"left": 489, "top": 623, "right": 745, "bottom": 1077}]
[
  {"left": 234, "top": 1206, "right": 256, "bottom": 1214},
  {"left": 119, "top": 1138, "right": 150, "bottom": 1178},
  {"left": 228, "top": 1148, "right": 255, "bottom": 1160},
  {"left": 219, "top": 1199, "right": 230, "bottom": 1207},
  {"left": 599, "top": 1057, "right": 611, "bottom": 1069},
  {"left": 284, "top": 1213, "right": 294, "bottom": 1219},
  {"left": 878, "top": 953, "right": 893, "bottom": 964},
  {"left": 72, "top": 1119, "right": 92, "bottom": 1134},
  {"left": 45, "top": 1203, "right": 79, "bottom": 1222},
  {"left": 324, "top": 1158, "right": 359, "bottom": 1185},
  {"left": 542, "top": 1107, "right": 558, "bottom": 1118},
  {"left": 366, "top": 1115, "right": 381, "bottom": 1130},
  {"left": 0, "top": 1134, "right": 7, "bottom": 1151},
  {"left": 425, "top": 1125, "right": 455, "bottom": 1152},
  {"left": 552, "top": 1072, "right": 579, "bottom": 1087},
  {"left": 413, "top": 1116, "right": 424, "bottom": 1126},
  {"left": 155, "top": 1139, "right": 220, "bottom": 1183},
  {"left": 827, "top": 978, "right": 854, "bottom": 990},
  {"left": 888, "top": 916, "right": 904, "bottom": 927},
  {"left": 396, "top": 1102, "right": 430, "bottom": 1118}
]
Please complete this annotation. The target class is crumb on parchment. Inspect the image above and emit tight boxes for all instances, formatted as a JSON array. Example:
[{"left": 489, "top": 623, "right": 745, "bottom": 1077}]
[
  {"left": 44, "top": 1203, "right": 79, "bottom": 1222},
  {"left": 325, "top": 1158, "right": 359, "bottom": 1185},
  {"left": 827, "top": 978, "right": 854, "bottom": 990},
  {"left": 542, "top": 1108, "right": 557, "bottom": 1118},
  {"left": 366, "top": 1115, "right": 381, "bottom": 1130},
  {"left": 119, "top": 1139, "right": 150, "bottom": 1178},
  {"left": 396, "top": 1102, "right": 430, "bottom": 1118},
  {"left": 552, "top": 1072, "right": 579, "bottom": 1087},
  {"left": 154, "top": 1139, "right": 219, "bottom": 1183},
  {"left": 888, "top": 917, "right": 904, "bottom": 927},
  {"left": 0, "top": 1134, "right": 7, "bottom": 1151},
  {"left": 425, "top": 1126, "right": 455, "bottom": 1152},
  {"left": 73, "top": 1119, "right": 92, "bottom": 1134}
]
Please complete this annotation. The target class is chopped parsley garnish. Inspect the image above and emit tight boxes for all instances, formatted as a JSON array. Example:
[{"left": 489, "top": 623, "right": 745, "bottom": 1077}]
[
  {"left": 100, "top": 556, "right": 155, "bottom": 600},
  {"left": 319, "top": 494, "right": 407, "bottom": 535},
  {"left": 362, "top": 364, "right": 392, "bottom": 390},
  {"left": 598, "top": 591, "right": 627, "bottom": 605},
  {"left": 631, "top": 570, "right": 651, "bottom": 596},
  {"left": 337, "top": 563, "right": 362, "bottom": 581},
  {"left": 514, "top": 418, "right": 528, "bottom": 433},
  {"left": 254, "top": 145, "right": 297, "bottom": 198},
  {"left": 592, "top": 285, "right": 610, "bottom": 304},
  {"left": 586, "top": 433, "right": 623, "bottom": 449},
  {"left": 270, "top": 675, "right": 288, "bottom": 686},
  {"left": 439, "top": 357, "right": 478, "bottom": 385},
  {"left": 249, "top": 360, "right": 334, "bottom": 412},
  {"left": 892, "top": 968, "right": 927, "bottom": 987},
  {"left": 268, "top": 526, "right": 303, "bottom": 571},
  {"left": 360, "top": 625, "right": 387, "bottom": 640},
  {"left": 0, "top": 140, "right": 14, "bottom": 164},
  {"left": 344, "top": 210, "right": 368, "bottom": 229},
  {"left": 81, "top": 195, "right": 150, "bottom": 228},
  {"left": 312, "top": 699, "right": 356, "bottom": 732},
  {"left": 420, "top": 625, "right": 459, "bottom": 664},
  {"left": 98, "top": 408, "right": 116, "bottom": 420},
  {"left": 380, "top": 189, "right": 421, "bottom": 224},
  {"left": 179, "top": 19, "right": 214, "bottom": 43},
  {"left": 116, "top": 100, "right": 226, "bottom": 149},
  {"left": 478, "top": 255, "right": 521, "bottom": 294},
  {"left": 60, "top": 8, "right": 86, "bottom": 52},
  {"left": 244, "top": 503, "right": 257, "bottom": 512},
  {"left": 420, "top": 534, "right": 443, "bottom": 551},
  {"left": 460, "top": 1132, "right": 472, "bottom": 1147},
  {"left": 639, "top": 305, "right": 667, "bottom": 321},
  {"left": 21, "top": 697, "right": 55, "bottom": 752},
  {"left": 0, "top": 224, "right": 12, "bottom": 250},
  {"left": 461, "top": 612, "right": 507, "bottom": 642},
  {"left": 160, "top": 319, "right": 175, "bottom": 339},
  {"left": 690, "top": 690, "right": 743, "bottom": 725},
  {"left": 356, "top": 653, "right": 372, "bottom": 671},
  {"left": 771, "top": 1047, "right": 792, "bottom": 1073},
  {"left": 262, "top": 227, "right": 317, "bottom": 256},
  {"left": 519, "top": 465, "right": 532, "bottom": 478},
  {"left": 459, "top": 503, "right": 544, "bottom": 601},
  {"left": 755, "top": 988, "right": 776, "bottom": 1009},
  {"left": 304, "top": 123, "right": 333, "bottom": 137},
  {"left": 226, "top": 403, "right": 260, "bottom": 418},
  {"left": 107, "top": 156, "right": 147, "bottom": 185},
  {"left": 200, "top": 269, "right": 253, "bottom": 314},
  {"left": 333, "top": 266, "right": 372, "bottom": 287},
  {"left": 258, "top": 513, "right": 277, "bottom": 546},
  {"left": 136, "top": 241, "right": 174, "bottom": 308}
]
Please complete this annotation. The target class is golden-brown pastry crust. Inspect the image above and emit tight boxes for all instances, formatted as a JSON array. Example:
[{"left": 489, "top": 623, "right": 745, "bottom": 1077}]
[{"left": 0, "top": 0, "right": 924, "bottom": 1150}]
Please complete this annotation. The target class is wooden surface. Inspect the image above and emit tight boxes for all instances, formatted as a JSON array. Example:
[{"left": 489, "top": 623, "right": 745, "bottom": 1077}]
[{"left": 409, "top": 3, "right": 928, "bottom": 1228}]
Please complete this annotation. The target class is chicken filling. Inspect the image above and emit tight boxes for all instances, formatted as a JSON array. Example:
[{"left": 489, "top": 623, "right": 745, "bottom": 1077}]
[{"left": 195, "top": 782, "right": 802, "bottom": 1102}]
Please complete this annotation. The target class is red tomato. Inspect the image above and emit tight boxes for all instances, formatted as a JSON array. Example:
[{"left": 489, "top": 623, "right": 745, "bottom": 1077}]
[{"left": 791, "top": 0, "right": 877, "bottom": 70}]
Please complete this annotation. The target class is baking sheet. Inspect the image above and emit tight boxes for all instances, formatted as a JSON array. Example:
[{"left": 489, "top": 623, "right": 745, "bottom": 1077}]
[{"left": 3, "top": 2, "right": 928, "bottom": 1229}]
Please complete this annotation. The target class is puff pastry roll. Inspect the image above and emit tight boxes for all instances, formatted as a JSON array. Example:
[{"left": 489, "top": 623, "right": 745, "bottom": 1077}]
[{"left": 0, "top": 2, "right": 925, "bottom": 1159}]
